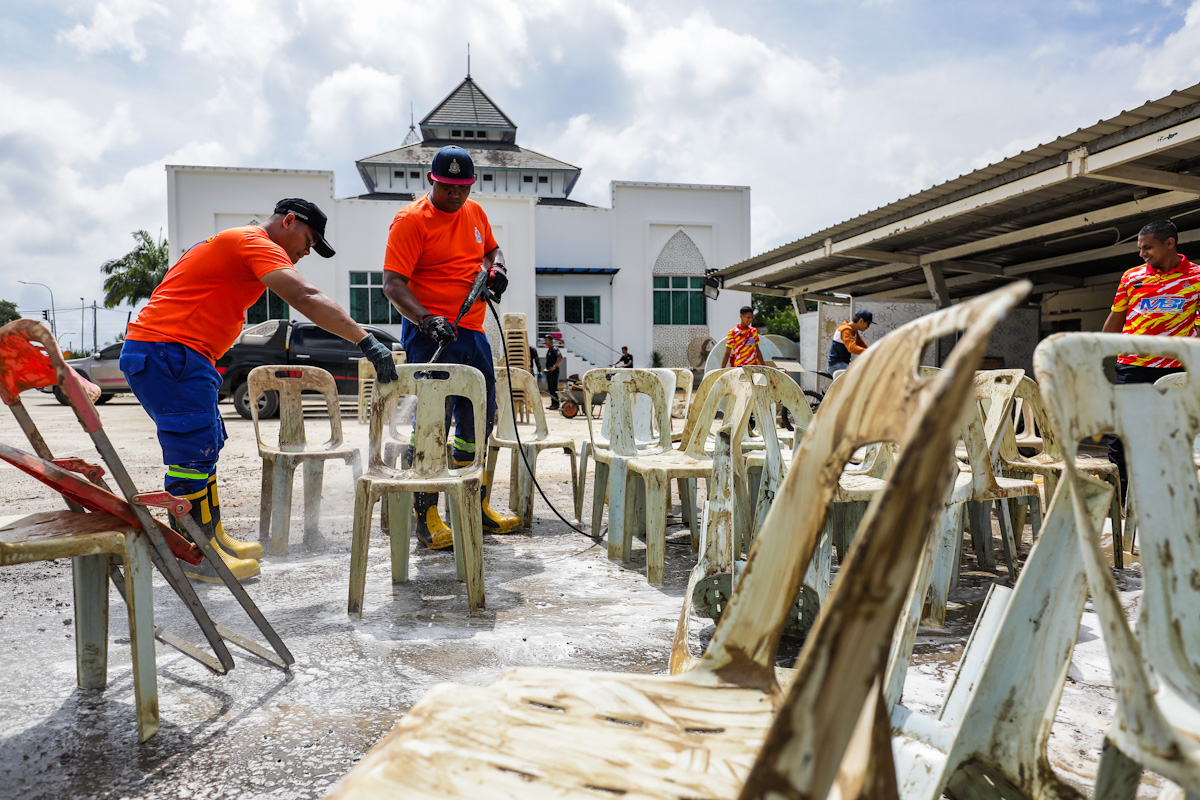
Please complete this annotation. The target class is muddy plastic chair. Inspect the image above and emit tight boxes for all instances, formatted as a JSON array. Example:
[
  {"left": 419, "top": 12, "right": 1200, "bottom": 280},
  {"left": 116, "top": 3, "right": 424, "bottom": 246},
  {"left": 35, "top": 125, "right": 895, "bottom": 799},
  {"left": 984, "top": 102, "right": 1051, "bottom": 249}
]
[
  {"left": 324, "top": 284, "right": 1029, "bottom": 800},
  {"left": 887, "top": 471, "right": 1115, "bottom": 800},
  {"left": 487, "top": 367, "right": 581, "bottom": 527},
  {"left": 996, "top": 374, "right": 1124, "bottom": 567},
  {"left": 740, "top": 366, "right": 815, "bottom": 542},
  {"left": 250, "top": 365, "right": 362, "bottom": 556},
  {"left": 577, "top": 368, "right": 677, "bottom": 513},
  {"left": 625, "top": 369, "right": 753, "bottom": 584},
  {"left": 586, "top": 369, "right": 674, "bottom": 569},
  {"left": 1036, "top": 332, "right": 1200, "bottom": 798},
  {"left": 348, "top": 364, "right": 487, "bottom": 617}
]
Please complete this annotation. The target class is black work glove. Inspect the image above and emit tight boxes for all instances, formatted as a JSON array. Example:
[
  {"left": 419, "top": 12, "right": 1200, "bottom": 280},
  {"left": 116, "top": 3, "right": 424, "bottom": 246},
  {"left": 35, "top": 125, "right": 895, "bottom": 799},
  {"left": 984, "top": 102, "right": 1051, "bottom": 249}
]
[
  {"left": 419, "top": 314, "right": 457, "bottom": 348},
  {"left": 486, "top": 263, "right": 508, "bottom": 302},
  {"left": 356, "top": 334, "right": 398, "bottom": 384}
]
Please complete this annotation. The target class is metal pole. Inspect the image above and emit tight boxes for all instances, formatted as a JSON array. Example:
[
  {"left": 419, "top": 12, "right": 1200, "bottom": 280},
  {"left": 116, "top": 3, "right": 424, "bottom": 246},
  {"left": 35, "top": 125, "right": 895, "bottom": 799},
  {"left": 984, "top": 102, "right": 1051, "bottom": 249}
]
[
  {"left": 81, "top": 297, "right": 85, "bottom": 352},
  {"left": 19, "top": 281, "right": 56, "bottom": 337},
  {"left": 92, "top": 302, "right": 98, "bottom": 351}
]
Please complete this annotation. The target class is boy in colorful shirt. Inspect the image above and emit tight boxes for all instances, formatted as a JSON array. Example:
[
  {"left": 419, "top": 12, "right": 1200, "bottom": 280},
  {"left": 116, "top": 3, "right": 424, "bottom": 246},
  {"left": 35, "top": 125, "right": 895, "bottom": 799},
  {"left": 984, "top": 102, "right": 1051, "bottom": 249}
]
[
  {"left": 1102, "top": 219, "right": 1200, "bottom": 497},
  {"left": 721, "top": 306, "right": 764, "bottom": 367}
]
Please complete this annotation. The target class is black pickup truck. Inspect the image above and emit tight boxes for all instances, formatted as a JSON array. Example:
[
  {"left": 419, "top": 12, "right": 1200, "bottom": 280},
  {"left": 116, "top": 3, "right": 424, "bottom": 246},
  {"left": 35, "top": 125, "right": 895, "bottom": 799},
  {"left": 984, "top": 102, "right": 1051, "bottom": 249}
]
[{"left": 216, "top": 320, "right": 402, "bottom": 419}]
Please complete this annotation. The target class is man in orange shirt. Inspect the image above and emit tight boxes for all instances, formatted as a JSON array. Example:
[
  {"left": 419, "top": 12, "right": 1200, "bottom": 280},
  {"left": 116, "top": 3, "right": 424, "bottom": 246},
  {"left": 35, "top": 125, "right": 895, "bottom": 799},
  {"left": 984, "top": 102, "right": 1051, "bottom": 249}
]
[
  {"left": 826, "top": 310, "right": 872, "bottom": 374},
  {"left": 122, "top": 199, "right": 398, "bottom": 582},
  {"left": 382, "top": 146, "right": 521, "bottom": 548}
]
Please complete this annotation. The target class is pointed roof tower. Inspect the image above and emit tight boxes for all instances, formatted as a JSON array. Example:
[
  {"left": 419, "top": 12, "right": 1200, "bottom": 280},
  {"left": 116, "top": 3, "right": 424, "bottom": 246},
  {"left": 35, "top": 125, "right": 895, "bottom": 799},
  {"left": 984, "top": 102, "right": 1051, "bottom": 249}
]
[
  {"left": 419, "top": 76, "right": 517, "bottom": 143},
  {"left": 400, "top": 103, "right": 421, "bottom": 147}
]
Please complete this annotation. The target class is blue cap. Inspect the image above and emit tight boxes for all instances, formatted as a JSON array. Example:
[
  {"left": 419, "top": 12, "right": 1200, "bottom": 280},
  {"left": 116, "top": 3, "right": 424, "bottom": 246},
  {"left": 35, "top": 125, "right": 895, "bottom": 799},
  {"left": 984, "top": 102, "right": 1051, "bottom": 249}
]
[{"left": 430, "top": 145, "right": 476, "bottom": 185}]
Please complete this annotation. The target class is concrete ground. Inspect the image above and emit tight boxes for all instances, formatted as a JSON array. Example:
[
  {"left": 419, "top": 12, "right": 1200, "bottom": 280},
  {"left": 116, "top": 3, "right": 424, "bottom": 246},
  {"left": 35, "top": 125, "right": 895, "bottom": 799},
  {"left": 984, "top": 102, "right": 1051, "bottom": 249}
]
[{"left": 0, "top": 390, "right": 1153, "bottom": 799}]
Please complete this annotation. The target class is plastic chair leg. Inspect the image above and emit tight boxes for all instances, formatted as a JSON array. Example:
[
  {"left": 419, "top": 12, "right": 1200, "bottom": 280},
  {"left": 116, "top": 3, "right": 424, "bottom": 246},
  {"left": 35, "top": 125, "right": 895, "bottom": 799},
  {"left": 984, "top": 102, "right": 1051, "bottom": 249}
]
[
  {"left": 966, "top": 501, "right": 995, "bottom": 570},
  {"left": 591, "top": 459, "right": 609, "bottom": 541},
  {"left": 451, "top": 485, "right": 486, "bottom": 615},
  {"left": 515, "top": 445, "right": 536, "bottom": 529},
  {"left": 922, "top": 502, "right": 964, "bottom": 629},
  {"left": 485, "top": 445, "right": 500, "bottom": 503},
  {"left": 578, "top": 443, "right": 592, "bottom": 521},
  {"left": 302, "top": 460, "right": 324, "bottom": 539},
  {"left": 387, "top": 492, "right": 413, "bottom": 584},
  {"left": 348, "top": 450, "right": 363, "bottom": 482},
  {"left": 268, "top": 458, "right": 297, "bottom": 556},
  {"left": 606, "top": 460, "right": 632, "bottom": 562},
  {"left": 446, "top": 493, "right": 465, "bottom": 582},
  {"left": 73, "top": 552, "right": 110, "bottom": 689},
  {"left": 1095, "top": 739, "right": 1143, "bottom": 800},
  {"left": 258, "top": 455, "right": 274, "bottom": 544},
  {"left": 347, "top": 483, "right": 375, "bottom": 617},
  {"left": 995, "top": 498, "right": 1020, "bottom": 579},
  {"left": 643, "top": 470, "right": 669, "bottom": 585},
  {"left": 682, "top": 478, "right": 698, "bottom": 552},
  {"left": 885, "top": 516, "right": 943, "bottom": 707},
  {"left": 568, "top": 447, "right": 581, "bottom": 522},
  {"left": 122, "top": 533, "right": 159, "bottom": 741}
]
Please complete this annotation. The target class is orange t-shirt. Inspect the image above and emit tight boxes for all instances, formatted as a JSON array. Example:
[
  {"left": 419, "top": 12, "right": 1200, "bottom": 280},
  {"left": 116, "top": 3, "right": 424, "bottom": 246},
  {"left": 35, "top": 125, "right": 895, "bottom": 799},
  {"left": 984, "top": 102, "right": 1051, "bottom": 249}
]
[
  {"left": 126, "top": 226, "right": 294, "bottom": 361},
  {"left": 383, "top": 195, "right": 498, "bottom": 333}
]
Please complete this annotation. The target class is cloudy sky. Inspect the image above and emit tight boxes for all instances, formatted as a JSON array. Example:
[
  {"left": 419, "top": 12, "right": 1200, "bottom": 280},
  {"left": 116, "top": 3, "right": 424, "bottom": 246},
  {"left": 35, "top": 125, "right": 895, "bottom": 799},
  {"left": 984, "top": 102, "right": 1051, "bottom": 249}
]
[{"left": 3, "top": 0, "right": 1199, "bottom": 346}]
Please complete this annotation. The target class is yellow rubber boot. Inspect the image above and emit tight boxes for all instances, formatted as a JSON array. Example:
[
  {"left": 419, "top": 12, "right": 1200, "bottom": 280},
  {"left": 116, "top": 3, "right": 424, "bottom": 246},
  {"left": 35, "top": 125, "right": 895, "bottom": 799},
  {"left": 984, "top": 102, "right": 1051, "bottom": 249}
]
[
  {"left": 207, "top": 475, "right": 264, "bottom": 559},
  {"left": 413, "top": 492, "right": 455, "bottom": 550},
  {"left": 456, "top": 457, "right": 520, "bottom": 534},
  {"left": 172, "top": 488, "right": 261, "bottom": 583}
]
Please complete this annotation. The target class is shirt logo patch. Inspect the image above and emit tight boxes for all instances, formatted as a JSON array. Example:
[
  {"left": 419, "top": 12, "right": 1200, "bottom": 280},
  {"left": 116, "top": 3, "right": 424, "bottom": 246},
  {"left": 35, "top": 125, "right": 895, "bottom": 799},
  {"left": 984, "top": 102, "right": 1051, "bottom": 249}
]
[
  {"left": 449, "top": 159, "right": 462, "bottom": 175},
  {"left": 474, "top": 226, "right": 482, "bottom": 244},
  {"left": 1136, "top": 296, "right": 1187, "bottom": 312}
]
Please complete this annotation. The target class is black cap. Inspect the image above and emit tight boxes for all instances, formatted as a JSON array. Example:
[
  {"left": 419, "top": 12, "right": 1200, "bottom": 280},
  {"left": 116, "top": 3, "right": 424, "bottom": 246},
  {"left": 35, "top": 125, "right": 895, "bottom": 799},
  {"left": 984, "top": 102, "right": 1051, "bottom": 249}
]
[
  {"left": 430, "top": 145, "right": 476, "bottom": 185},
  {"left": 854, "top": 310, "right": 874, "bottom": 324},
  {"left": 274, "top": 198, "right": 335, "bottom": 258}
]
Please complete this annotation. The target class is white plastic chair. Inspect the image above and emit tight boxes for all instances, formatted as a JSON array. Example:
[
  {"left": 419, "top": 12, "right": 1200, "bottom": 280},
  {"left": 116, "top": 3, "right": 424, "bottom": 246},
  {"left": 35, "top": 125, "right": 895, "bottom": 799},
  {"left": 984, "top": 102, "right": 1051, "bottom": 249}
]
[
  {"left": 249, "top": 365, "right": 362, "bottom": 556},
  {"left": 347, "top": 364, "right": 487, "bottom": 617},
  {"left": 1037, "top": 332, "right": 1200, "bottom": 798},
  {"left": 324, "top": 284, "right": 1030, "bottom": 800},
  {"left": 487, "top": 367, "right": 580, "bottom": 527}
]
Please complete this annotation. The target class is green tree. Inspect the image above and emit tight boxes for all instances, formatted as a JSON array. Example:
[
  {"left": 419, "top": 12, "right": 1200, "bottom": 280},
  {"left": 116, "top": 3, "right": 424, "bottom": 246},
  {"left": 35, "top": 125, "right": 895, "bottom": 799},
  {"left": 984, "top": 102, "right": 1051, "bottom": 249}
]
[
  {"left": 751, "top": 294, "right": 814, "bottom": 342},
  {"left": 101, "top": 229, "right": 169, "bottom": 308},
  {"left": 0, "top": 300, "right": 20, "bottom": 326}
]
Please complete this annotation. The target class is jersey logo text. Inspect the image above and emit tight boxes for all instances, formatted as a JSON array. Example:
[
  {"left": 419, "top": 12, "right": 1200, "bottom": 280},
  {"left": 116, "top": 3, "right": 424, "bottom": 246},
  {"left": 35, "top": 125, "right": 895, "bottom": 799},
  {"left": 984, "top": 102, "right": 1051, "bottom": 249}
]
[{"left": 1136, "top": 296, "right": 1187, "bottom": 312}]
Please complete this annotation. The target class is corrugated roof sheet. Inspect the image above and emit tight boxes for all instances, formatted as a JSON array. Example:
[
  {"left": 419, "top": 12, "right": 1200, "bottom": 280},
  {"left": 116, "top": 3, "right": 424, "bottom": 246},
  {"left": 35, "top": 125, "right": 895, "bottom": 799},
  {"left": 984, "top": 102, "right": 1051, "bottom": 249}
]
[
  {"left": 721, "top": 82, "right": 1200, "bottom": 280},
  {"left": 420, "top": 77, "right": 516, "bottom": 130}
]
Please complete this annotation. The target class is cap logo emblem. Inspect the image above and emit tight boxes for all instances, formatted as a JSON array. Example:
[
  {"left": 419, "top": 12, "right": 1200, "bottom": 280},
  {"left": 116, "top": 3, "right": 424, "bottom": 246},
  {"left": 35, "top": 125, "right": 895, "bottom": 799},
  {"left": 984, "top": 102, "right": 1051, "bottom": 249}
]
[{"left": 449, "top": 159, "right": 462, "bottom": 175}]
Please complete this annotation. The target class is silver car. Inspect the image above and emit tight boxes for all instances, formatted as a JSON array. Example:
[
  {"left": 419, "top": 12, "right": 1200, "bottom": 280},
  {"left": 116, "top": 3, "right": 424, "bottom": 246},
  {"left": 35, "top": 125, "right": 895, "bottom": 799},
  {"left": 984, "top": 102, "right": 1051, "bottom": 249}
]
[{"left": 54, "top": 341, "right": 127, "bottom": 405}]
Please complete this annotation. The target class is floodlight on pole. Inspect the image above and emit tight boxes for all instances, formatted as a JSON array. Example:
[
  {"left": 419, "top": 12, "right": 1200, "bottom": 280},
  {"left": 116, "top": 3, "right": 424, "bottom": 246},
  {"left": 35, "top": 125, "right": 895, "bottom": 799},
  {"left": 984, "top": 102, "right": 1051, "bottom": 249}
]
[
  {"left": 702, "top": 269, "right": 722, "bottom": 301},
  {"left": 19, "top": 281, "right": 56, "bottom": 337}
]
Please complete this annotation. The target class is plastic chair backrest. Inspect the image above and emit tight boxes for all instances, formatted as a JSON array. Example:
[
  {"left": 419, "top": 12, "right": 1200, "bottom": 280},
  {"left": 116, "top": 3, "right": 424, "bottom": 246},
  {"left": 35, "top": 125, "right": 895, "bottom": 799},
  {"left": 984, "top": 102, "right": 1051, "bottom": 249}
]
[
  {"left": 367, "top": 364, "right": 485, "bottom": 479},
  {"left": 974, "top": 369, "right": 1024, "bottom": 454},
  {"left": 739, "top": 282, "right": 1031, "bottom": 798},
  {"left": 582, "top": 369, "right": 671, "bottom": 457},
  {"left": 676, "top": 368, "right": 733, "bottom": 447},
  {"left": 1036, "top": 333, "right": 1200, "bottom": 700},
  {"left": 247, "top": 365, "right": 344, "bottom": 452},
  {"left": 671, "top": 367, "right": 695, "bottom": 417},
  {"left": 741, "top": 366, "right": 815, "bottom": 456},
  {"left": 0, "top": 319, "right": 101, "bottom": 433},
  {"left": 696, "top": 282, "right": 1030, "bottom": 690},
  {"left": 998, "top": 375, "right": 1064, "bottom": 463},
  {"left": 494, "top": 367, "right": 548, "bottom": 442},
  {"left": 679, "top": 369, "right": 751, "bottom": 458}
]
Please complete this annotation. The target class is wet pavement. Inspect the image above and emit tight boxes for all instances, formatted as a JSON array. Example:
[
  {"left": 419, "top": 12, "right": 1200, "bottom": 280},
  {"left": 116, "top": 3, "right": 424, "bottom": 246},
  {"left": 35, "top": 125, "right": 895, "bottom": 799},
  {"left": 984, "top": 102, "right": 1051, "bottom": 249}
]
[{"left": 0, "top": 394, "right": 1154, "bottom": 798}]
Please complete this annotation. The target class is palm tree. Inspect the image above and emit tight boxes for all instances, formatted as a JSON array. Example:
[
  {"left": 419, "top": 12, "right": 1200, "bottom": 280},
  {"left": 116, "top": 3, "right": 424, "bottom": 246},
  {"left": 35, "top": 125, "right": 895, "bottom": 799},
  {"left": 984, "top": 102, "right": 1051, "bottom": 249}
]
[{"left": 101, "top": 230, "right": 169, "bottom": 308}]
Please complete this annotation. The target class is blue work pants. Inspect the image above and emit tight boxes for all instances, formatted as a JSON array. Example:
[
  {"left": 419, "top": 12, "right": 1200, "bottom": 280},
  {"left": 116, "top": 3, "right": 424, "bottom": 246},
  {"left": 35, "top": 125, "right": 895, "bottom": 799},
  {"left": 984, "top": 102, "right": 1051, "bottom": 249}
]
[{"left": 120, "top": 340, "right": 227, "bottom": 495}]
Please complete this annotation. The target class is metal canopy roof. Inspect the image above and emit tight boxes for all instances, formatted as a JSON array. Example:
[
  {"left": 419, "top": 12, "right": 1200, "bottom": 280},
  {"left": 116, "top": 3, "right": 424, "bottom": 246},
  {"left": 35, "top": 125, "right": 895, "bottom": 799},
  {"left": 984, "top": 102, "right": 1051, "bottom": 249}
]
[
  {"left": 535, "top": 267, "right": 620, "bottom": 274},
  {"left": 717, "top": 82, "right": 1200, "bottom": 305}
]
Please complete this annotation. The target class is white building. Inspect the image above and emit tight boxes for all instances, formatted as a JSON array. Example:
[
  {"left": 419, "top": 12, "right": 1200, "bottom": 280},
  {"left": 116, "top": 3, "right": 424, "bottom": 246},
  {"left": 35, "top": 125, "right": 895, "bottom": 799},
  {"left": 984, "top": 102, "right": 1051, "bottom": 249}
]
[{"left": 165, "top": 76, "right": 750, "bottom": 374}]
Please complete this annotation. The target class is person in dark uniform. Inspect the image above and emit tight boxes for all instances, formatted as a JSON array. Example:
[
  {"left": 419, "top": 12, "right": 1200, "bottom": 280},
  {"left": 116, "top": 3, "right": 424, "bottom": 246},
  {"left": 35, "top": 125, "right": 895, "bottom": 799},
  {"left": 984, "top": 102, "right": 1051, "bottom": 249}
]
[
  {"left": 544, "top": 336, "right": 563, "bottom": 409},
  {"left": 609, "top": 346, "right": 633, "bottom": 368}
]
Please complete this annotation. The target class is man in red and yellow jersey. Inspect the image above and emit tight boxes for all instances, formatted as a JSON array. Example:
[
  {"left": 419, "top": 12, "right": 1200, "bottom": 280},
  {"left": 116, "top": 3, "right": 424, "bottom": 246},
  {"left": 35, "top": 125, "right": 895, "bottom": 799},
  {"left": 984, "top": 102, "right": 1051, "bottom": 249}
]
[
  {"left": 721, "top": 306, "right": 764, "bottom": 368},
  {"left": 122, "top": 199, "right": 398, "bottom": 582},
  {"left": 1102, "top": 219, "right": 1200, "bottom": 497},
  {"left": 382, "top": 146, "right": 521, "bottom": 548}
]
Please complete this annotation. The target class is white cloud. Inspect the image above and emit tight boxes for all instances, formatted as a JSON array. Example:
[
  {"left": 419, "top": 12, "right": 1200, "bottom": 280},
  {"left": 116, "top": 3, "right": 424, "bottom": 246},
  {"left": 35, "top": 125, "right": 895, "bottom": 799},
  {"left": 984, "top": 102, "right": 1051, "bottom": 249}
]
[
  {"left": 1137, "top": 0, "right": 1200, "bottom": 94},
  {"left": 306, "top": 65, "right": 405, "bottom": 148},
  {"left": 57, "top": 0, "right": 166, "bottom": 62}
]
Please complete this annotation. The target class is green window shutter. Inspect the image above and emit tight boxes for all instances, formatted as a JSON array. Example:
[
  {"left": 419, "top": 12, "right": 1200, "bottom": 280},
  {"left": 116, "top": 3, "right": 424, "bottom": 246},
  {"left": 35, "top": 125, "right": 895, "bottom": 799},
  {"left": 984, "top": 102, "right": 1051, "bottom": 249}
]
[
  {"left": 672, "top": 276, "right": 688, "bottom": 289},
  {"left": 653, "top": 291, "right": 671, "bottom": 325},
  {"left": 583, "top": 297, "right": 599, "bottom": 324},
  {"left": 246, "top": 293, "right": 268, "bottom": 324},
  {"left": 350, "top": 272, "right": 368, "bottom": 286},
  {"left": 672, "top": 291, "right": 688, "bottom": 324},
  {"left": 690, "top": 277, "right": 705, "bottom": 289},
  {"left": 350, "top": 288, "right": 369, "bottom": 323},
  {"left": 653, "top": 277, "right": 669, "bottom": 289},
  {"left": 370, "top": 288, "right": 391, "bottom": 324},
  {"left": 690, "top": 291, "right": 706, "bottom": 325},
  {"left": 268, "top": 292, "right": 290, "bottom": 320},
  {"left": 565, "top": 296, "right": 582, "bottom": 324}
]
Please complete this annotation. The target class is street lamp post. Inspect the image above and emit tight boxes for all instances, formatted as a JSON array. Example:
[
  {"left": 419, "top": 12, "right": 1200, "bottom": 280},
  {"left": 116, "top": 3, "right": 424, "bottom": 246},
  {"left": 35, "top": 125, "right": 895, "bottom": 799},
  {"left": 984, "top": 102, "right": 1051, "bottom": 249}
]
[
  {"left": 81, "top": 297, "right": 85, "bottom": 354},
  {"left": 19, "top": 281, "right": 56, "bottom": 337}
]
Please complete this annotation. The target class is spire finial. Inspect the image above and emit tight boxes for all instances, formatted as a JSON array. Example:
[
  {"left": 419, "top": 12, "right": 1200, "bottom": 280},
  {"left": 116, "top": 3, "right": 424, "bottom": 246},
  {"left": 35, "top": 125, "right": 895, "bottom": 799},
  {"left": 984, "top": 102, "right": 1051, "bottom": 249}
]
[{"left": 467, "top": 43, "right": 471, "bottom": 78}]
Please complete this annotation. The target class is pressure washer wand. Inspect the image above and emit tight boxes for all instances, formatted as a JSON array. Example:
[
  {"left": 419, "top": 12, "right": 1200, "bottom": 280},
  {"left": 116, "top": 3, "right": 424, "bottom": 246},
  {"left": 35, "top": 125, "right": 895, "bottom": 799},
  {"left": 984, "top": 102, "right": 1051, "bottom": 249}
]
[{"left": 428, "top": 268, "right": 493, "bottom": 364}]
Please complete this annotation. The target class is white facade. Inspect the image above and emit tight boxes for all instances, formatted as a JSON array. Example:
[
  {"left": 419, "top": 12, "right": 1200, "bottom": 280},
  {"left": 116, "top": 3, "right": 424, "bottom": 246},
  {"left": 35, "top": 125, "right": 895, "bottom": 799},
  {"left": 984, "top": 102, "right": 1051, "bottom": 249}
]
[{"left": 165, "top": 166, "right": 750, "bottom": 374}]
